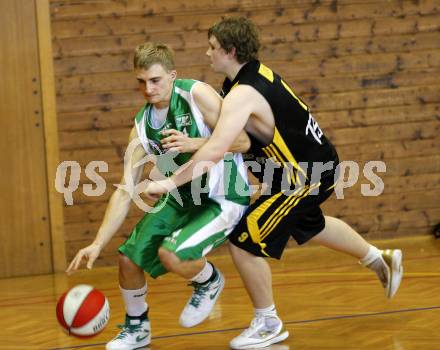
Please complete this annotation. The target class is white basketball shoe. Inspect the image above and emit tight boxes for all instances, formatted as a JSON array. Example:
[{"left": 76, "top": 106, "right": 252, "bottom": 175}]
[
  {"left": 363, "top": 248, "right": 403, "bottom": 298},
  {"left": 179, "top": 268, "right": 225, "bottom": 327},
  {"left": 230, "top": 315, "right": 289, "bottom": 349},
  {"left": 381, "top": 249, "right": 403, "bottom": 298},
  {"left": 106, "top": 311, "right": 150, "bottom": 350}
]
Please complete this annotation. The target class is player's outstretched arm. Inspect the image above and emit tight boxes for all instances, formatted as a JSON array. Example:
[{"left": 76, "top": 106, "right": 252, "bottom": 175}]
[
  {"left": 66, "top": 127, "right": 147, "bottom": 274},
  {"left": 162, "top": 82, "right": 251, "bottom": 154},
  {"left": 143, "top": 85, "right": 254, "bottom": 199}
]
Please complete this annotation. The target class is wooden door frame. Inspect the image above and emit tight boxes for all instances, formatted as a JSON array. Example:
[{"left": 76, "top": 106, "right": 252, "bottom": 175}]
[{"left": 35, "top": 0, "right": 66, "bottom": 272}]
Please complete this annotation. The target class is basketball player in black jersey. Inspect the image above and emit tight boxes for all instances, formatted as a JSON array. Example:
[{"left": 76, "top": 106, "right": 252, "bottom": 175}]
[{"left": 144, "top": 17, "right": 403, "bottom": 349}]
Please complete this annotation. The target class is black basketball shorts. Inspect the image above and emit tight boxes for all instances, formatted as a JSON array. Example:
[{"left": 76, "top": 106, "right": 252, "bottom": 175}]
[{"left": 229, "top": 170, "right": 337, "bottom": 259}]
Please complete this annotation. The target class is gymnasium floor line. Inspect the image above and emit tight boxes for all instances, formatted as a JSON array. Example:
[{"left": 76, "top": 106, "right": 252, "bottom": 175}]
[
  {"left": 2, "top": 273, "right": 438, "bottom": 308},
  {"left": 48, "top": 305, "right": 440, "bottom": 350},
  {"left": 2, "top": 251, "right": 437, "bottom": 304},
  {"left": 0, "top": 272, "right": 440, "bottom": 307}
]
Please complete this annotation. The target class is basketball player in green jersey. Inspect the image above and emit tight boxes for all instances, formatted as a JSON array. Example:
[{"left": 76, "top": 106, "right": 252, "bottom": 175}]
[
  {"left": 144, "top": 18, "right": 404, "bottom": 349},
  {"left": 66, "top": 42, "right": 250, "bottom": 350}
]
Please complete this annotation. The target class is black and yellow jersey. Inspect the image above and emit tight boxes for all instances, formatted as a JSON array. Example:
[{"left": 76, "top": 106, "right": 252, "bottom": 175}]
[{"left": 221, "top": 60, "right": 338, "bottom": 191}]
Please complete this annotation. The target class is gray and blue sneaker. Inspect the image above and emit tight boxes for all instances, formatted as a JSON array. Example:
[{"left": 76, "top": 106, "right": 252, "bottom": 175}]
[
  {"left": 179, "top": 268, "right": 225, "bottom": 327},
  {"left": 106, "top": 311, "right": 150, "bottom": 350}
]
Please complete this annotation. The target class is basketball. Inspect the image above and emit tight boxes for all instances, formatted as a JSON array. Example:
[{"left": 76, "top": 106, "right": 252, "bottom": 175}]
[{"left": 56, "top": 284, "right": 110, "bottom": 337}]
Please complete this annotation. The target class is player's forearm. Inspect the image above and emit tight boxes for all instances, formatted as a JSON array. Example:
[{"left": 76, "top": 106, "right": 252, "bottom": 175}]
[
  {"left": 227, "top": 132, "right": 250, "bottom": 153},
  {"left": 169, "top": 140, "right": 226, "bottom": 188},
  {"left": 93, "top": 188, "right": 131, "bottom": 248},
  {"left": 188, "top": 137, "right": 208, "bottom": 153},
  {"left": 189, "top": 136, "right": 247, "bottom": 154}
]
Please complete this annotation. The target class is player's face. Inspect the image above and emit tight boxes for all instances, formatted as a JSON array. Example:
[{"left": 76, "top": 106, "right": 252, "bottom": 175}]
[
  {"left": 135, "top": 63, "right": 176, "bottom": 108},
  {"left": 206, "top": 35, "right": 230, "bottom": 73}
]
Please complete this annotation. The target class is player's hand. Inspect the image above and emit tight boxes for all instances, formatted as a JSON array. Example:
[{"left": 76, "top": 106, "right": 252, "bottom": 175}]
[
  {"left": 161, "top": 129, "right": 205, "bottom": 153},
  {"left": 66, "top": 243, "right": 102, "bottom": 275},
  {"left": 142, "top": 179, "right": 174, "bottom": 200}
]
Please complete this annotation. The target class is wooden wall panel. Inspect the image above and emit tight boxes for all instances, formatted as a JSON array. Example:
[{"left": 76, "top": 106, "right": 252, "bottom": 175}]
[
  {"left": 50, "top": 0, "right": 440, "bottom": 266},
  {"left": 36, "top": 0, "right": 66, "bottom": 273},
  {"left": 0, "top": 0, "right": 52, "bottom": 277}
]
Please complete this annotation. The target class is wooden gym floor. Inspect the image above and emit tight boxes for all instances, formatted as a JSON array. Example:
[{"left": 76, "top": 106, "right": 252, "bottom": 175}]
[{"left": 1, "top": 236, "right": 439, "bottom": 350}]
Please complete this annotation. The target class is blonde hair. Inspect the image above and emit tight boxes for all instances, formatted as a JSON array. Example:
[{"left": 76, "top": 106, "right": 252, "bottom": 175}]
[{"left": 133, "top": 42, "right": 175, "bottom": 71}]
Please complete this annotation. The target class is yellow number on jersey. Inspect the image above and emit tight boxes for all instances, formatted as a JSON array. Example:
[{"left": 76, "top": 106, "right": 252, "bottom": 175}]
[{"left": 238, "top": 232, "right": 249, "bottom": 242}]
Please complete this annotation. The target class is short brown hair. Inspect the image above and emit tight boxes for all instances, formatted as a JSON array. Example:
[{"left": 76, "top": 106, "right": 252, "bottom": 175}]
[
  {"left": 133, "top": 42, "right": 175, "bottom": 71},
  {"left": 208, "top": 17, "right": 260, "bottom": 63}
]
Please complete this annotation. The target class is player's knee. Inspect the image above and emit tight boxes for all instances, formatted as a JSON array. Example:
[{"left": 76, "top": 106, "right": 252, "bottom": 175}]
[
  {"left": 158, "top": 247, "right": 180, "bottom": 271},
  {"left": 118, "top": 253, "right": 141, "bottom": 275}
]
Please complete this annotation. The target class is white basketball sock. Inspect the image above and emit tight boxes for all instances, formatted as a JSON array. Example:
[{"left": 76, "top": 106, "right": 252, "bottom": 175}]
[
  {"left": 360, "top": 245, "right": 382, "bottom": 266},
  {"left": 360, "top": 245, "right": 388, "bottom": 287},
  {"left": 191, "top": 260, "right": 214, "bottom": 284},
  {"left": 120, "top": 284, "right": 148, "bottom": 317},
  {"left": 255, "top": 304, "right": 277, "bottom": 318}
]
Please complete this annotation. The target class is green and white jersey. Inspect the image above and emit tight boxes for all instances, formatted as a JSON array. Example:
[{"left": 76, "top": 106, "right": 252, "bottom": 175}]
[{"left": 134, "top": 79, "right": 249, "bottom": 207}]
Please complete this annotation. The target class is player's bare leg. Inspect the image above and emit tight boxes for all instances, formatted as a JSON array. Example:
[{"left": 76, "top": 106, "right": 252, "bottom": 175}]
[
  {"left": 312, "top": 216, "right": 403, "bottom": 298},
  {"left": 158, "top": 248, "right": 225, "bottom": 327},
  {"left": 229, "top": 244, "right": 288, "bottom": 349},
  {"left": 106, "top": 254, "right": 150, "bottom": 350}
]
